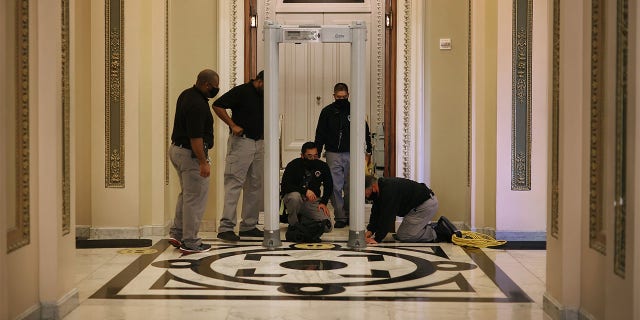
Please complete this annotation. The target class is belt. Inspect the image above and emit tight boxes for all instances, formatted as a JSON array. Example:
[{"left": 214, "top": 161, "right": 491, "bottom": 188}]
[
  {"left": 172, "top": 143, "right": 191, "bottom": 150},
  {"left": 240, "top": 134, "right": 263, "bottom": 141}
]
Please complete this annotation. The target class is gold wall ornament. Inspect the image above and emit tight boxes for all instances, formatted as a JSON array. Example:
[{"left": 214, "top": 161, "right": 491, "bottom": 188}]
[
  {"left": 62, "top": 0, "right": 71, "bottom": 235},
  {"left": 8, "top": 0, "right": 31, "bottom": 253},
  {"left": 613, "top": 0, "right": 628, "bottom": 278},
  {"left": 105, "top": 0, "right": 125, "bottom": 188},
  {"left": 550, "top": 0, "right": 560, "bottom": 239},
  {"left": 401, "top": 0, "right": 411, "bottom": 179},
  {"left": 165, "top": 0, "right": 169, "bottom": 185},
  {"left": 589, "top": 0, "right": 605, "bottom": 254},
  {"left": 511, "top": 0, "right": 532, "bottom": 191}
]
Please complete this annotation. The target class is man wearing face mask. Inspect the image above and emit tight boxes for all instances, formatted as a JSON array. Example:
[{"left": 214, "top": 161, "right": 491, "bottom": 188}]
[
  {"left": 280, "top": 142, "right": 333, "bottom": 233},
  {"left": 364, "top": 175, "right": 460, "bottom": 244},
  {"left": 314, "top": 83, "right": 373, "bottom": 229},
  {"left": 213, "top": 71, "right": 265, "bottom": 241},
  {"left": 168, "top": 69, "right": 219, "bottom": 253}
]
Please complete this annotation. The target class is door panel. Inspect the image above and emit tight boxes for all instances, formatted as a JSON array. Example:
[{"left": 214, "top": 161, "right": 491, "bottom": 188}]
[
  {"left": 276, "top": 13, "right": 374, "bottom": 166},
  {"left": 275, "top": 14, "right": 324, "bottom": 165}
]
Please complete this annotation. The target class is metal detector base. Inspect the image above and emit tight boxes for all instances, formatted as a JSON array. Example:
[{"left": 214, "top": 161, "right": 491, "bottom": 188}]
[
  {"left": 262, "top": 229, "right": 282, "bottom": 249},
  {"left": 347, "top": 230, "right": 366, "bottom": 251}
]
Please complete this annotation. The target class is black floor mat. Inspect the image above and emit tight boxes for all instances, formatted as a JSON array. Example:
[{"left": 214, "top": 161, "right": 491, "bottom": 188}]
[
  {"left": 494, "top": 241, "right": 545, "bottom": 250},
  {"left": 76, "top": 239, "right": 152, "bottom": 249}
]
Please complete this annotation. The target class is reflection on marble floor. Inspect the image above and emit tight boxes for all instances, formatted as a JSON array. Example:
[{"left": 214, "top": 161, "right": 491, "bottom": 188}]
[{"left": 65, "top": 231, "right": 550, "bottom": 319}]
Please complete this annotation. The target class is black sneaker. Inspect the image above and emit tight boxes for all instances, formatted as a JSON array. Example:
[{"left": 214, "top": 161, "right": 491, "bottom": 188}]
[
  {"left": 217, "top": 231, "right": 240, "bottom": 242},
  {"left": 179, "top": 243, "right": 212, "bottom": 254},
  {"left": 433, "top": 216, "right": 462, "bottom": 243},
  {"left": 334, "top": 220, "right": 348, "bottom": 228},
  {"left": 239, "top": 228, "right": 264, "bottom": 237},
  {"left": 168, "top": 237, "right": 182, "bottom": 248}
]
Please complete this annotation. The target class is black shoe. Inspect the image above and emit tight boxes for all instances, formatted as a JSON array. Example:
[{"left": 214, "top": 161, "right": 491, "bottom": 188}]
[
  {"left": 334, "top": 221, "right": 348, "bottom": 228},
  {"left": 217, "top": 231, "right": 240, "bottom": 242},
  {"left": 239, "top": 228, "right": 264, "bottom": 237},
  {"left": 433, "top": 216, "right": 462, "bottom": 243},
  {"left": 168, "top": 237, "right": 182, "bottom": 248},
  {"left": 179, "top": 243, "right": 212, "bottom": 254}
]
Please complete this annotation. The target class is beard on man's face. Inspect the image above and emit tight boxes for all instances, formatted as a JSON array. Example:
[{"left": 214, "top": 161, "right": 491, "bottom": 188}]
[{"left": 366, "top": 191, "right": 379, "bottom": 201}]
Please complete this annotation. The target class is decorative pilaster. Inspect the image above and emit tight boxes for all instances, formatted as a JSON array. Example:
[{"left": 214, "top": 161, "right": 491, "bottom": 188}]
[
  {"left": 105, "top": 0, "right": 125, "bottom": 188},
  {"left": 551, "top": 0, "right": 560, "bottom": 239},
  {"left": 589, "top": 0, "right": 605, "bottom": 253},
  {"left": 62, "top": 0, "right": 71, "bottom": 234},
  {"left": 613, "top": 0, "right": 628, "bottom": 278},
  {"left": 511, "top": 0, "right": 532, "bottom": 191},
  {"left": 8, "top": 0, "right": 31, "bottom": 252}
]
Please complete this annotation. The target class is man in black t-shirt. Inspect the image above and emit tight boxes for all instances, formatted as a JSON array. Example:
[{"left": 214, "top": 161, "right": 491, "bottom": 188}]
[
  {"left": 213, "top": 71, "right": 265, "bottom": 241},
  {"left": 281, "top": 142, "right": 333, "bottom": 233},
  {"left": 363, "top": 175, "right": 460, "bottom": 244},
  {"left": 168, "top": 69, "right": 219, "bottom": 254},
  {"left": 314, "top": 83, "right": 373, "bottom": 229}
]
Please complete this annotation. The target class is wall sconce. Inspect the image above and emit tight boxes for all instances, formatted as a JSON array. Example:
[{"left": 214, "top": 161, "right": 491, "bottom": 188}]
[
  {"left": 385, "top": 13, "right": 392, "bottom": 28},
  {"left": 250, "top": 14, "right": 258, "bottom": 28}
]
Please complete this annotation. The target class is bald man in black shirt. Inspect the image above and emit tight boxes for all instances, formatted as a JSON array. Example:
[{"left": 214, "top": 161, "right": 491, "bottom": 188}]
[{"left": 168, "top": 69, "right": 219, "bottom": 254}]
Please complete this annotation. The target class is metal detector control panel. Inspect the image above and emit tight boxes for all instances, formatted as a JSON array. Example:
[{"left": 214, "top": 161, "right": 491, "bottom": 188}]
[{"left": 281, "top": 25, "right": 354, "bottom": 43}]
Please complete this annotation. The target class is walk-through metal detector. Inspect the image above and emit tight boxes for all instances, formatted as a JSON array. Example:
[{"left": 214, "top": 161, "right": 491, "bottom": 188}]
[{"left": 262, "top": 20, "right": 368, "bottom": 250}]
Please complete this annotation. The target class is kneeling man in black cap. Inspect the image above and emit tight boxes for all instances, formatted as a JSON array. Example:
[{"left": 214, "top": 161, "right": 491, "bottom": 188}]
[{"left": 364, "top": 175, "right": 460, "bottom": 244}]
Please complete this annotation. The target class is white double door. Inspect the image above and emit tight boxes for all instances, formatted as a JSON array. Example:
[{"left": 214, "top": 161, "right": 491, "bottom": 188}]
[{"left": 273, "top": 13, "right": 375, "bottom": 166}]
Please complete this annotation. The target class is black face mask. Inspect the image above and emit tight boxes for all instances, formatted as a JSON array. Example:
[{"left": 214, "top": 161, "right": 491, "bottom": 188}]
[
  {"left": 334, "top": 99, "right": 350, "bottom": 109},
  {"left": 302, "top": 158, "right": 314, "bottom": 167},
  {"left": 207, "top": 87, "right": 220, "bottom": 98},
  {"left": 366, "top": 191, "right": 379, "bottom": 201}
]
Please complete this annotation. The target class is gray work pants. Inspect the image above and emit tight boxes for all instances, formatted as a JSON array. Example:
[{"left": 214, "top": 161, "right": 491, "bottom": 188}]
[
  {"left": 218, "top": 135, "right": 264, "bottom": 233},
  {"left": 169, "top": 144, "right": 209, "bottom": 248},
  {"left": 283, "top": 192, "right": 332, "bottom": 232},
  {"left": 395, "top": 196, "right": 439, "bottom": 242},
  {"left": 325, "top": 151, "right": 350, "bottom": 222}
]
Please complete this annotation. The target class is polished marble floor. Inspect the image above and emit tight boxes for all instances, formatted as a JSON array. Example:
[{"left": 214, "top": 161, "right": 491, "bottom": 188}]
[{"left": 65, "top": 228, "right": 550, "bottom": 320}]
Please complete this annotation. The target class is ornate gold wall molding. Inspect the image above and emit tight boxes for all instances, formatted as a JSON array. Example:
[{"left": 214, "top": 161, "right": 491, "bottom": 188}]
[
  {"left": 165, "top": 0, "right": 169, "bottom": 185},
  {"left": 8, "top": 0, "right": 31, "bottom": 253},
  {"left": 467, "top": 0, "right": 472, "bottom": 187},
  {"left": 589, "top": 0, "right": 605, "bottom": 253},
  {"left": 374, "top": 0, "right": 384, "bottom": 128},
  {"left": 400, "top": 0, "right": 411, "bottom": 178},
  {"left": 105, "top": 0, "right": 125, "bottom": 188},
  {"left": 229, "top": 1, "right": 240, "bottom": 87},
  {"left": 550, "top": 0, "right": 560, "bottom": 239},
  {"left": 613, "top": 0, "right": 628, "bottom": 278},
  {"left": 62, "top": 0, "right": 71, "bottom": 235},
  {"left": 511, "top": 0, "right": 532, "bottom": 191}
]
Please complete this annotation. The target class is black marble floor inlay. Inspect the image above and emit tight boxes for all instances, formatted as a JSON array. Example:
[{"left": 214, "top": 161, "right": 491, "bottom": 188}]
[{"left": 89, "top": 240, "right": 532, "bottom": 302}]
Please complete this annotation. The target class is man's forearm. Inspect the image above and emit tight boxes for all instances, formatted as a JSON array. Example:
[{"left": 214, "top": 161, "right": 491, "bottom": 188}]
[
  {"left": 190, "top": 138, "right": 208, "bottom": 165},
  {"left": 212, "top": 106, "right": 235, "bottom": 128}
]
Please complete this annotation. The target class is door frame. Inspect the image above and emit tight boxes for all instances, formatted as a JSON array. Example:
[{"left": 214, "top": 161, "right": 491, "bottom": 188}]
[{"left": 244, "top": 0, "right": 397, "bottom": 177}]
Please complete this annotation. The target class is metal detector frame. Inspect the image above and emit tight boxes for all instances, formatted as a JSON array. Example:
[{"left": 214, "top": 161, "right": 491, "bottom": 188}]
[{"left": 262, "top": 20, "right": 368, "bottom": 250}]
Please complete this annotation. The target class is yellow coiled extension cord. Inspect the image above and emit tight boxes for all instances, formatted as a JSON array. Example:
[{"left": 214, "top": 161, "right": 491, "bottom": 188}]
[{"left": 451, "top": 230, "right": 507, "bottom": 248}]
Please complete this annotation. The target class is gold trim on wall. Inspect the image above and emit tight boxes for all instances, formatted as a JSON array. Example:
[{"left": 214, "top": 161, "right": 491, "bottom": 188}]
[
  {"left": 8, "top": 0, "right": 31, "bottom": 253},
  {"left": 400, "top": 0, "right": 411, "bottom": 178},
  {"left": 511, "top": 0, "right": 532, "bottom": 191},
  {"left": 105, "top": 0, "right": 125, "bottom": 188},
  {"left": 613, "top": 0, "right": 628, "bottom": 278},
  {"left": 550, "top": 0, "right": 560, "bottom": 239},
  {"left": 165, "top": 0, "right": 169, "bottom": 185},
  {"left": 467, "top": 0, "right": 472, "bottom": 187},
  {"left": 62, "top": 0, "right": 71, "bottom": 235},
  {"left": 589, "top": 0, "right": 605, "bottom": 253}
]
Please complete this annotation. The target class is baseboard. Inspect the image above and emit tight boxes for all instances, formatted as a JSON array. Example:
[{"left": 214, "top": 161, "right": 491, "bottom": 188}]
[
  {"left": 495, "top": 231, "right": 546, "bottom": 241},
  {"left": 543, "top": 292, "right": 599, "bottom": 320},
  {"left": 15, "top": 304, "right": 39, "bottom": 320},
  {"left": 77, "top": 220, "right": 215, "bottom": 239},
  {"left": 16, "top": 289, "right": 78, "bottom": 320}
]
